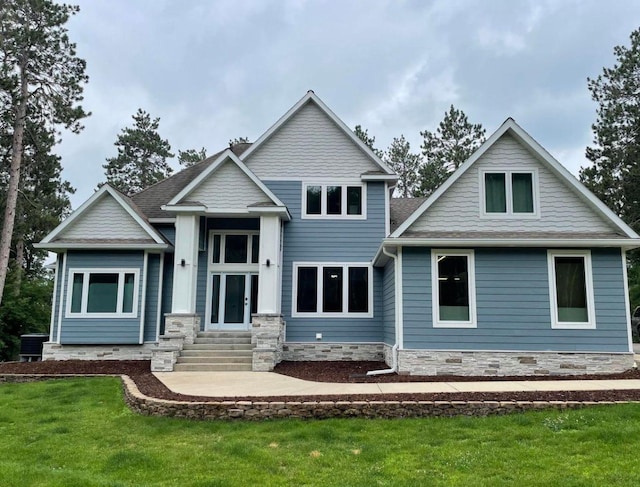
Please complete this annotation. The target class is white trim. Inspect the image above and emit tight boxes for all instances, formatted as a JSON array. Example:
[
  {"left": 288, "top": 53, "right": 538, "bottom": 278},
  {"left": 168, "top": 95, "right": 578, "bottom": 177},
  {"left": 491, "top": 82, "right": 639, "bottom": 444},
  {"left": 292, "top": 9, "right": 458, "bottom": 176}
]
[
  {"left": 391, "top": 118, "right": 640, "bottom": 239},
  {"left": 139, "top": 252, "right": 148, "bottom": 344},
  {"left": 291, "top": 262, "right": 374, "bottom": 318},
  {"left": 478, "top": 168, "right": 540, "bottom": 219},
  {"left": 240, "top": 91, "right": 395, "bottom": 175},
  {"left": 361, "top": 174, "right": 399, "bottom": 182},
  {"left": 431, "top": 249, "right": 477, "bottom": 328},
  {"left": 148, "top": 218, "right": 176, "bottom": 223},
  {"left": 156, "top": 252, "right": 164, "bottom": 342},
  {"left": 35, "top": 242, "right": 168, "bottom": 250},
  {"left": 382, "top": 237, "right": 640, "bottom": 249},
  {"left": 547, "top": 250, "right": 596, "bottom": 329},
  {"left": 622, "top": 250, "right": 633, "bottom": 353},
  {"left": 168, "top": 150, "right": 286, "bottom": 207},
  {"left": 205, "top": 272, "right": 258, "bottom": 330},
  {"left": 397, "top": 247, "right": 404, "bottom": 349},
  {"left": 64, "top": 267, "right": 140, "bottom": 319},
  {"left": 57, "top": 252, "right": 67, "bottom": 344},
  {"left": 40, "top": 185, "right": 166, "bottom": 245},
  {"left": 301, "top": 182, "right": 367, "bottom": 220},
  {"left": 49, "top": 255, "right": 60, "bottom": 342},
  {"left": 384, "top": 181, "right": 390, "bottom": 237}
]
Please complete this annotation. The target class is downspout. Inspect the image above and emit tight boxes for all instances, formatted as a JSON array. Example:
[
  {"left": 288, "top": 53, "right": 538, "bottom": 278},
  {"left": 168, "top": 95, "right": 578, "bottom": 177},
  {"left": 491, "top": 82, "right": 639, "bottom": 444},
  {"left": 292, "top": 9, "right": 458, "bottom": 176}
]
[{"left": 367, "top": 246, "right": 400, "bottom": 376}]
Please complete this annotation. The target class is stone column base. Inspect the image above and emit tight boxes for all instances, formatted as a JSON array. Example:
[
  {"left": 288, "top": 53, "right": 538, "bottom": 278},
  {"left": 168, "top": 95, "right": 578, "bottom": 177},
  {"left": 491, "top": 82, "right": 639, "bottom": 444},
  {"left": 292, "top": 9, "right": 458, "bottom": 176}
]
[
  {"left": 150, "top": 313, "right": 201, "bottom": 372},
  {"left": 251, "top": 314, "right": 285, "bottom": 371}
]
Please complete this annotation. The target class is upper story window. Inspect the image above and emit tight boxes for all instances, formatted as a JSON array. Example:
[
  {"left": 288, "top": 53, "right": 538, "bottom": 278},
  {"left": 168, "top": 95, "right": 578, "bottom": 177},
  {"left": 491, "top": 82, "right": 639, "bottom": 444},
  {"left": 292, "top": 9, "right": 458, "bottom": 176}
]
[
  {"left": 481, "top": 169, "right": 538, "bottom": 217},
  {"left": 302, "top": 183, "right": 366, "bottom": 219},
  {"left": 66, "top": 269, "right": 139, "bottom": 318},
  {"left": 211, "top": 232, "right": 259, "bottom": 265}
]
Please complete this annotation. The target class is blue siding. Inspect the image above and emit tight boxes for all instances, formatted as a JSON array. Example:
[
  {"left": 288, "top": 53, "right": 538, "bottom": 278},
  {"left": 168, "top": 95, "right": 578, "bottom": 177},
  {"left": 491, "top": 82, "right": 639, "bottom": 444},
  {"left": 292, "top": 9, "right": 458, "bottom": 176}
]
[
  {"left": 154, "top": 224, "right": 175, "bottom": 246},
  {"left": 402, "top": 247, "right": 629, "bottom": 352},
  {"left": 160, "top": 253, "right": 174, "bottom": 335},
  {"left": 143, "top": 254, "right": 161, "bottom": 342},
  {"left": 50, "top": 253, "right": 65, "bottom": 341},
  {"left": 266, "top": 181, "right": 386, "bottom": 342},
  {"left": 59, "top": 251, "right": 145, "bottom": 344},
  {"left": 382, "top": 259, "right": 395, "bottom": 345}
]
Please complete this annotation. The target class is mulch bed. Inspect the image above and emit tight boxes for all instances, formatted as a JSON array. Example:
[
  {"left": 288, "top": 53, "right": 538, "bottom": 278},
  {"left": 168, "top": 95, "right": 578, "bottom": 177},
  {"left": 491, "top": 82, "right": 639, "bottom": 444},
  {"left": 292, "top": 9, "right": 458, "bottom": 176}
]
[{"left": 2, "top": 360, "right": 640, "bottom": 404}]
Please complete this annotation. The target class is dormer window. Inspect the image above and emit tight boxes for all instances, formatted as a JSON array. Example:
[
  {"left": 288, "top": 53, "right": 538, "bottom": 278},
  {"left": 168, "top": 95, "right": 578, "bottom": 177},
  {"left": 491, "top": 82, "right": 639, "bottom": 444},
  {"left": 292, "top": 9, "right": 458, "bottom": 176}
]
[
  {"left": 481, "top": 169, "right": 538, "bottom": 217},
  {"left": 302, "top": 183, "right": 366, "bottom": 219}
]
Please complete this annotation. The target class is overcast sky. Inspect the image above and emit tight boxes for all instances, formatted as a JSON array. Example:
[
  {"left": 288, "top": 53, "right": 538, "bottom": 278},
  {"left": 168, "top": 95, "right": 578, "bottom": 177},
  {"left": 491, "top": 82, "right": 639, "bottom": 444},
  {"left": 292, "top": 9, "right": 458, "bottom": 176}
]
[{"left": 56, "top": 0, "right": 639, "bottom": 208}]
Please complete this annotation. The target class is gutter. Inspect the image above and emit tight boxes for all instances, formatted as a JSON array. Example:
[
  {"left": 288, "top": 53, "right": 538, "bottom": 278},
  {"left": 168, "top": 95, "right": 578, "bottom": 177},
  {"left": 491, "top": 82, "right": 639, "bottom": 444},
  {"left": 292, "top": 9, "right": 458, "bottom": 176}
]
[{"left": 367, "top": 246, "right": 402, "bottom": 376}]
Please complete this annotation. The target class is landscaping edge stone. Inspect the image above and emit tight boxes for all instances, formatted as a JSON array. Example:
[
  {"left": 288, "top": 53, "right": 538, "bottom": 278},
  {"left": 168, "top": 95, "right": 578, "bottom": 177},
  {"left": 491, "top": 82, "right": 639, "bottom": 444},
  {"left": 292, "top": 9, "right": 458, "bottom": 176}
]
[{"left": 1, "top": 373, "right": 637, "bottom": 420}]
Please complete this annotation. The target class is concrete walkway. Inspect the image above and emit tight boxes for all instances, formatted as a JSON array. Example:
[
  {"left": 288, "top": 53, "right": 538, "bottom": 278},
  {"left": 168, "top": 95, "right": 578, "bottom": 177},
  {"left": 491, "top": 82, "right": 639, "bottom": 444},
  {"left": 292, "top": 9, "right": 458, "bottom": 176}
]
[{"left": 154, "top": 371, "right": 640, "bottom": 398}]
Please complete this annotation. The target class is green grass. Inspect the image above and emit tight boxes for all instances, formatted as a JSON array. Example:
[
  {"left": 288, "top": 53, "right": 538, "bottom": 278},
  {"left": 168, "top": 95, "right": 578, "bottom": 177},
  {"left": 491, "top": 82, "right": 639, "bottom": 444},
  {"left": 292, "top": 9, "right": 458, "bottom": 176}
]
[{"left": 1, "top": 378, "right": 640, "bottom": 486}]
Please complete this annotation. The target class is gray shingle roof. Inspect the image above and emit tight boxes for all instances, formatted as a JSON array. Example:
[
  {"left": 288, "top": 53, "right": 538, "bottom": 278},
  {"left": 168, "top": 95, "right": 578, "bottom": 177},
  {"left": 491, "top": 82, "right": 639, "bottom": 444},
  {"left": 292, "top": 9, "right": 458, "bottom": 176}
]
[
  {"left": 130, "top": 143, "right": 251, "bottom": 219},
  {"left": 390, "top": 197, "right": 427, "bottom": 233}
]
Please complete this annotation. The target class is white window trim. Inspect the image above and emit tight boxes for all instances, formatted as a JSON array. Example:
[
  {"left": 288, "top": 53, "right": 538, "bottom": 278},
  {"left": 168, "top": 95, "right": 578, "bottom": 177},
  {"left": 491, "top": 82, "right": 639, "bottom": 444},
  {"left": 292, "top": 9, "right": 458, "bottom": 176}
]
[
  {"left": 301, "top": 182, "right": 367, "bottom": 220},
  {"left": 547, "top": 250, "right": 596, "bottom": 329},
  {"left": 209, "top": 230, "right": 260, "bottom": 272},
  {"left": 292, "top": 262, "right": 373, "bottom": 318},
  {"left": 65, "top": 268, "right": 140, "bottom": 319},
  {"left": 431, "top": 250, "right": 477, "bottom": 328},
  {"left": 479, "top": 168, "right": 540, "bottom": 219}
]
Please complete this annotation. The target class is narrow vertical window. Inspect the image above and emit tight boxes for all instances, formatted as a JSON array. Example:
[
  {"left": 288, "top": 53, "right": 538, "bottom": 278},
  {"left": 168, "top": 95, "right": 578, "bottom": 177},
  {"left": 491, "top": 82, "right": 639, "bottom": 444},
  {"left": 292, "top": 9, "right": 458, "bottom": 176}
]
[
  {"left": 346, "top": 186, "right": 362, "bottom": 215},
  {"left": 122, "top": 273, "right": 135, "bottom": 313},
  {"left": 71, "top": 274, "right": 83, "bottom": 313},
  {"left": 250, "top": 274, "right": 259, "bottom": 315},
  {"left": 251, "top": 235, "right": 260, "bottom": 264},
  {"left": 297, "top": 267, "right": 318, "bottom": 312},
  {"left": 512, "top": 173, "right": 534, "bottom": 213},
  {"left": 306, "top": 186, "right": 321, "bottom": 215},
  {"left": 212, "top": 234, "right": 221, "bottom": 263},
  {"left": 485, "top": 173, "right": 506, "bottom": 213},
  {"left": 210, "top": 274, "right": 220, "bottom": 323},
  {"left": 348, "top": 267, "right": 368, "bottom": 313},
  {"left": 323, "top": 267, "right": 343, "bottom": 312},
  {"left": 326, "top": 186, "right": 342, "bottom": 215}
]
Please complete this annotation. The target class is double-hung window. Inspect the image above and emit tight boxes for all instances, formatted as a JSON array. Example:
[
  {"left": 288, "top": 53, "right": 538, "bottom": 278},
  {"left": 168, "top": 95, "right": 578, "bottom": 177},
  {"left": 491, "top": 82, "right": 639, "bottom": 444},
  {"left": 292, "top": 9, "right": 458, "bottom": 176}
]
[
  {"left": 431, "top": 250, "right": 477, "bottom": 328},
  {"left": 293, "top": 263, "right": 372, "bottom": 317},
  {"left": 67, "top": 269, "right": 139, "bottom": 318},
  {"left": 303, "top": 183, "right": 365, "bottom": 218},
  {"left": 482, "top": 169, "right": 537, "bottom": 216},
  {"left": 548, "top": 250, "right": 595, "bottom": 329}
]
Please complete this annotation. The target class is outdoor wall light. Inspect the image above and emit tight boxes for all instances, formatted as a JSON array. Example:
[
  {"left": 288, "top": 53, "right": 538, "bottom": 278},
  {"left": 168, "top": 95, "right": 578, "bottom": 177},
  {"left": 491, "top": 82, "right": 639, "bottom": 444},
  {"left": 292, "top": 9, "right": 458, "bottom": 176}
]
[
  {"left": 266, "top": 259, "right": 271, "bottom": 267},
  {"left": 180, "top": 259, "right": 186, "bottom": 267}
]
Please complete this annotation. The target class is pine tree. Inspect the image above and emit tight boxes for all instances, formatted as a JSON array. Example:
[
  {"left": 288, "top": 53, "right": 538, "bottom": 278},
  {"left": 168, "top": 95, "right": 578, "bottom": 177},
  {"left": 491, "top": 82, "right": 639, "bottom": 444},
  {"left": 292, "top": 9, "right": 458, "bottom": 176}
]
[
  {"left": 579, "top": 28, "right": 640, "bottom": 232},
  {"left": 417, "top": 105, "right": 485, "bottom": 197},
  {"left": 178, "top": 147, "right": 207, "bottom": 167},
  {"left": 354, "top": 125, "right": 384, "bottom": 158},
  {"left": 228, "top": 136, "right": 250, "bottom": 147},
  {"left": 103, "top": 109, "right": 174, "bottom": 194},
  {"left": 383, "top": 136, "right": 422, "bottom": 198},
  {"left": 0, "top": 0, "right": 88, "bottom": 306}
]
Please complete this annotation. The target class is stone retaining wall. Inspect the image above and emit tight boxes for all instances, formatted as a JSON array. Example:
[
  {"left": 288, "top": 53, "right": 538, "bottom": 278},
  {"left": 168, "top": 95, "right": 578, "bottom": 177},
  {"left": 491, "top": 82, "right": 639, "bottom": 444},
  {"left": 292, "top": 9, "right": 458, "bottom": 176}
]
[
  {"left": 398, "top": 350, "right": 635, "bottom": 376},
  {"left": 1, "top": 374, "right": 633, "bottom": 420},
  {"left": 282, "top": 343, "right": 384, "bottom": 362}
]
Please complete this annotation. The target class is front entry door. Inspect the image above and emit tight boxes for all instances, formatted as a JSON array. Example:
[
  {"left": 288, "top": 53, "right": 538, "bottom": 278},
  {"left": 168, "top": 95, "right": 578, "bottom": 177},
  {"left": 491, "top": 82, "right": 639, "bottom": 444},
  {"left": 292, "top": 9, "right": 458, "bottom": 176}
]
[{"left": 209, "top": 273, "right": 258, "bottom": 330}]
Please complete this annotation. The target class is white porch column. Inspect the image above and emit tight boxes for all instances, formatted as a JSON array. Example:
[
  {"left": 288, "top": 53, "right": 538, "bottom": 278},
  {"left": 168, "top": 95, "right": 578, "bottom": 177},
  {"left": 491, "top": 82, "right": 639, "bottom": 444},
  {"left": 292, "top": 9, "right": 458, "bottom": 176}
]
[
  {"left": 257, "top": 214, "right": 282, "bottom": 314},
  {"left": 171, "top": 214, "right": 200, "bottom": 313}
]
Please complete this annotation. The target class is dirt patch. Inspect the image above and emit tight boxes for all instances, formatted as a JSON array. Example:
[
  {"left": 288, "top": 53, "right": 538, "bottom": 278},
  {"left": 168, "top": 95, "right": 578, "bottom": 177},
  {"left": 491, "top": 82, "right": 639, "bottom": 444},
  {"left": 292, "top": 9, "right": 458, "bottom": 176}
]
[{"left": 2, "top": 360, "right": 640, "bottom": 404}]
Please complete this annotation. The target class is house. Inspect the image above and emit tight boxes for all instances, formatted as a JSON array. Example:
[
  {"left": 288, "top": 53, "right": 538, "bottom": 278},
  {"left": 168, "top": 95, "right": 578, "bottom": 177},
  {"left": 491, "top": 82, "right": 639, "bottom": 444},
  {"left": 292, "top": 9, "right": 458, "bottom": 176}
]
[{"left": 36, "top": 91, "right": 640, "bottom": 376}]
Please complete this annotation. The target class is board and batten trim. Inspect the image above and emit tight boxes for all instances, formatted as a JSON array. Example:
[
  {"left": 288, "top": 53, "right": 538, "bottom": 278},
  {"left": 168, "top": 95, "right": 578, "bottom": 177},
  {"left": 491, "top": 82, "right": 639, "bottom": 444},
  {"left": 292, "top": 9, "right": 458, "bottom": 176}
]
[
  {"left": 430, "top": 249, "right": 478, "bottom": 328},
  {"left": 547, "top": 249, "right": 596, "bottom": 330}
]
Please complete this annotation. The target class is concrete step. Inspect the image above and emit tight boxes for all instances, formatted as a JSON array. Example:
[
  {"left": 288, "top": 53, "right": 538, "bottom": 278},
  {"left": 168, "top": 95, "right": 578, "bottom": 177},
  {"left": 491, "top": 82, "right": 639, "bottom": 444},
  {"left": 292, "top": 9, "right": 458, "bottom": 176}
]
[
  {"left": 173, "top": 363, "right": 253, "bottom": 372},
  {"left": 183, "top": 343, "right": 252, "bottom": 351},
  {"left": 197, "top": 331, "right": 251, "bottom": 339},
  {"left": 180, "top": 349, "right": 252, "bottom": 358},
  {"left": 193, "top": 337, "right": 252, "bottom": 345},
  {"left": 176, "top": 356, "right": 252, "bottom": 364}
]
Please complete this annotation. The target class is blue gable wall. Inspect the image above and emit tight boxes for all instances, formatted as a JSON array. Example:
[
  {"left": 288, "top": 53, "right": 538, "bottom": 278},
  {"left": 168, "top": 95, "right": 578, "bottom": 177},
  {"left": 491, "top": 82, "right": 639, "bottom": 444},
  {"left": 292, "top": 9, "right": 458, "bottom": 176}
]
[
  {"left": 266, "top": 181, "right": 386, "bottom": 342},
  {"left": 402, "top": 247, "right": 629, "bottom": 352},
  {"left": 59, "top": 251, "right": 145, "bottom": 344}
]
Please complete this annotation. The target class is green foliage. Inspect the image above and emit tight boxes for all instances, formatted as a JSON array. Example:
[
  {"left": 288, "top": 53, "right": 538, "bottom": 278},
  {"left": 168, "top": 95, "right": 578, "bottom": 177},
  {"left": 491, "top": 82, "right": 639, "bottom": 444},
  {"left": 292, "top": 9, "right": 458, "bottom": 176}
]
[
  {"left": 103, "top": 109, "right": 174, "bottom": 194},
  {"left": 0, "top": 271, "right": 51, "bottom": 360},
  {"left": 353, "top": 124, "right": 384, "bottom": 158},
  {"left": 3, "top": 378, "right": 640, "bottom": 486},
  {"left": 177, "top": 147, "right": 207, "bottom": 167},
  {"left": 228, "top": 136, "right": 250, "bottom": 147},
  {"left": 383, "top": 135, "right": 422, "bottom": 197},
  {"left": 417, "top": 105, "right": 486, "bottom": 197},
  {"left": 580, "top": 28, "right": 640, "bottom": 232}
]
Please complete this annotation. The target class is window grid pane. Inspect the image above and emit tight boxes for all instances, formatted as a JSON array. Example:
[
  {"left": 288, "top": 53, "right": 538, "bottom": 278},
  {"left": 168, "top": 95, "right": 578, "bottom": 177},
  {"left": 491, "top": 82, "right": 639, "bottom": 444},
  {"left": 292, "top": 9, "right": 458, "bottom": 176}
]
[
  {"left": 323, "top": 267, "right": 343, "bottom": 312},
  {"left": 485, "top": 173, "right": 506, "bottom": 213},
  {"left": 71, "top": 274, "right": 83, "bottom": 313},
  {"left": 346, "top": 186, "right": 362, "bottom": 215},
  {"left": 224, "top": 235, "right": 248, "bottom": 263},
  {"left": 326, "top": 186, "right": 342, "bottom": 215},
  {"left": 437, "top": 255, "right": 470, "bottom": 321},
  {"left": 555, "top": 256, "right": 588, "bottom": 322},
  {"left": 87, "top": 273, "right": 118, "bottom": 313},
  {"left": 297, "top": 267, "right": 318, "bottom": 312},
  {"left": 348, "top": 267, "right": 368, "bottom": 313},
  {"left": 512, "top": 173, "right": 534, "bottom": 213},
  {"left": 251, "top": 235, "right": 260, "bottom": 264},
  {"left": 210, "top": 275, "right": 220, "bottom": 324},
  {"left": 122, "top": 273, "right": 135, "bottom": 313},
  {"left": 306, "top": 186, "right": 322, "bottom": 215},
  {"left": 212, "top": 235, "right": 221, "bottom": 263}
]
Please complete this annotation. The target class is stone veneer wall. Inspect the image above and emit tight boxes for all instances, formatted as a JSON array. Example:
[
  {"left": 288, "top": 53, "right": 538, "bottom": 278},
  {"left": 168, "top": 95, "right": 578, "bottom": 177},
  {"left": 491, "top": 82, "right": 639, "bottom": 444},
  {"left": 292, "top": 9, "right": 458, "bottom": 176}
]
[
  {"left": 43, "top": 343, "right": 155, "bottom": 361},
  {"left": 252, "top": 314, "right": 286, "bottom": 372},
  {"left": 397, "top": 350, "right": 635, "bottom": 376},
  {"left": 282, "top": 343, "right": 385, "bottom": 362}
]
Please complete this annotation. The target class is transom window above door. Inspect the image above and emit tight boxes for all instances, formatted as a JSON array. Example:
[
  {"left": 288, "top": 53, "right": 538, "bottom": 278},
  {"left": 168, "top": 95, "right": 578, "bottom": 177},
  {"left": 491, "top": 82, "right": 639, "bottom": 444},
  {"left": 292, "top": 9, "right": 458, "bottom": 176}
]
[
  {"left": 211, "top": 232, "right": 259, "bottom": 265},
  {"left": 302, "top": 183, "right": 366, "bottom": 219},
  {"left": 481, "top": 169, "right": 538, "bottom": 217}
]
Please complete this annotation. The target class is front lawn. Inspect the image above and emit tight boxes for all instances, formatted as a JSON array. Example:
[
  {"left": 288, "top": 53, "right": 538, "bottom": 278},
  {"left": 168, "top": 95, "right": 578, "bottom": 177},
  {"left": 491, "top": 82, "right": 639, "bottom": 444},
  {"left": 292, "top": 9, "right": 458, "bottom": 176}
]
[{"left": 1, "top": 378, "right": 639, "bottom": 486}]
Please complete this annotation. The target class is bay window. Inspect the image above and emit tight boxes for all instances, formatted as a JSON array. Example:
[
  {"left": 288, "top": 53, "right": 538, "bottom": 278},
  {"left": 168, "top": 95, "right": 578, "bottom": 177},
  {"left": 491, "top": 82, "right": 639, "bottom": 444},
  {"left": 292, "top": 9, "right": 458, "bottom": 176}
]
[{"left": 67, "top": 269, "right": 139, "bottom": 318}]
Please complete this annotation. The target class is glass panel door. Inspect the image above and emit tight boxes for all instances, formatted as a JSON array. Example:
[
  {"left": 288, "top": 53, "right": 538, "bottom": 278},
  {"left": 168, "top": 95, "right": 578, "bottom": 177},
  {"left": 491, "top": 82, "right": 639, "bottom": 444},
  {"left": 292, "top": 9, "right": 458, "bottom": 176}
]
[
  {"left": 224, "top": 275, "right": 246, "bottom": 324},
  {"left": 208, "top": 273, "right": 258, "bottom": 330}
]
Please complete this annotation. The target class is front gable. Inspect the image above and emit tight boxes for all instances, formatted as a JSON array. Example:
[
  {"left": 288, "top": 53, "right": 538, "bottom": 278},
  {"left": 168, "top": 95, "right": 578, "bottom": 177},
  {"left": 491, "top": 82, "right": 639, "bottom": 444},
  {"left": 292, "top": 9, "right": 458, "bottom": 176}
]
[
  {"left": 394, "top": 119, "right": 639, "bottom": 241},
  {"left": 242, "top": 92, "right": 395, "bottom": 180}
]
